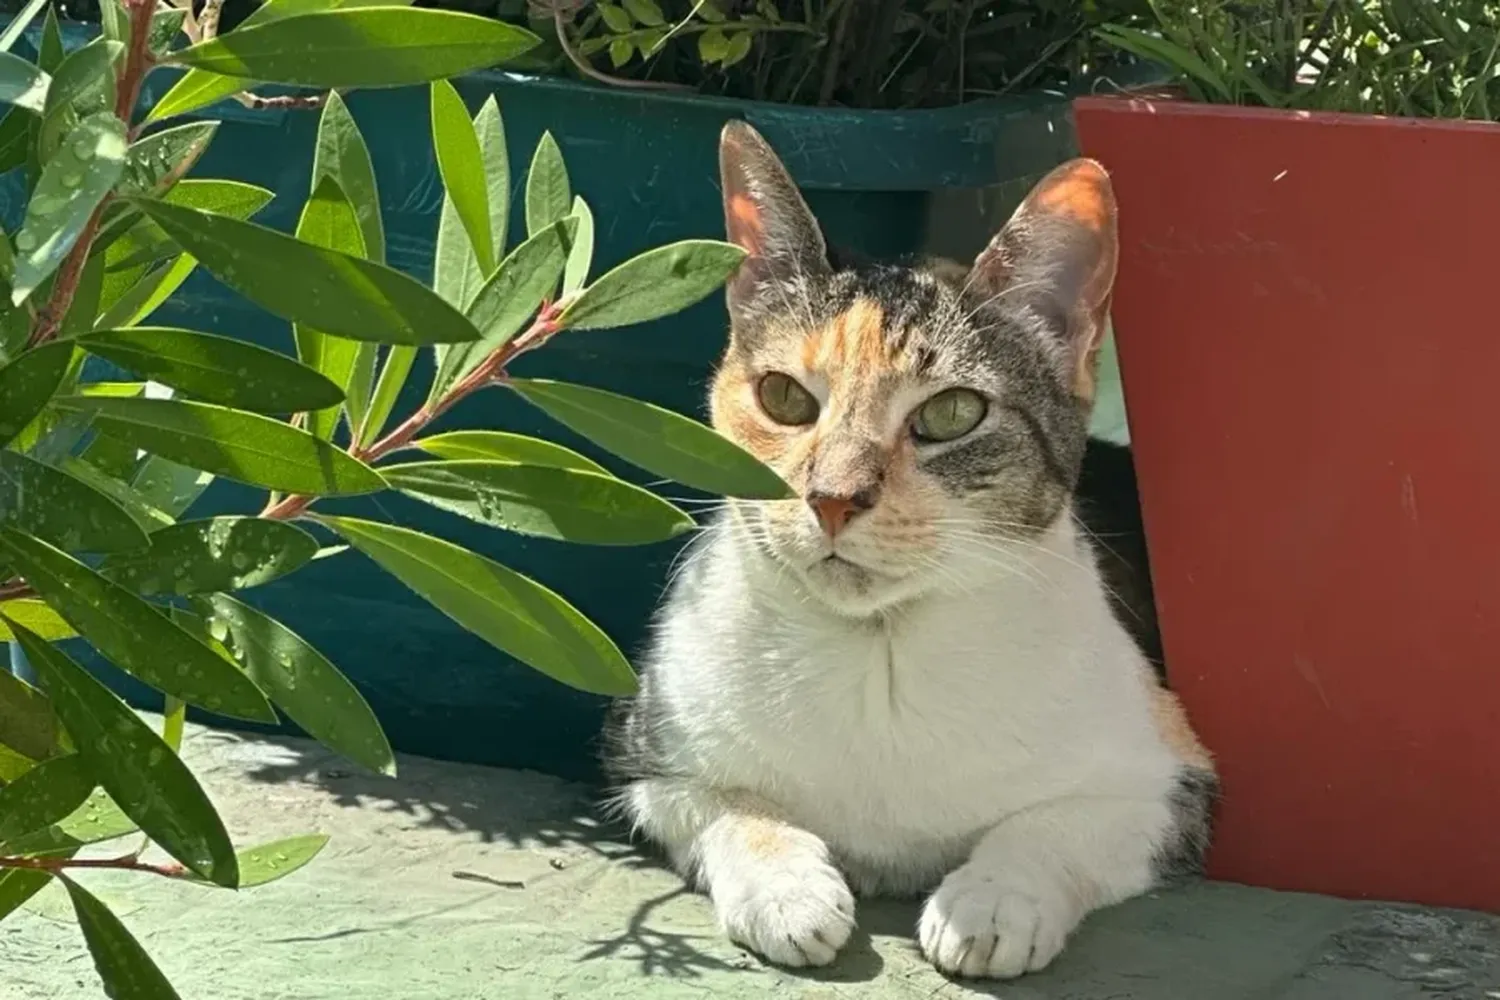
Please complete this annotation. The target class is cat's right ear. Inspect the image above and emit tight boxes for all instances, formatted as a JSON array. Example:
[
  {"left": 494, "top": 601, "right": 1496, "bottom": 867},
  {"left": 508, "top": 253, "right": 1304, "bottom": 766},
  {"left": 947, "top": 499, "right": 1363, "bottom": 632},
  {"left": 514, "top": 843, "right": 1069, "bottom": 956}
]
[{"left": 719, "top": 121, "right": 830, "bottom": 313}]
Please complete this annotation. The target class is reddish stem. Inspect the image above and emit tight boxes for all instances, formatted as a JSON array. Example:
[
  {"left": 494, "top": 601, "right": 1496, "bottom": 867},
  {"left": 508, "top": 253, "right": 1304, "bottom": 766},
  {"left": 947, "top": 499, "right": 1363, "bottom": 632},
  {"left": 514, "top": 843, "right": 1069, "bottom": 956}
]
[
  {"left": 27, "top": 0, "right": 157, "bottom": 348},
  {"left": 0, "top": 578, "right": 33, "bottom": 601},
  {"left": 0, "top": 854, "right": 188, "bottom": 879}
]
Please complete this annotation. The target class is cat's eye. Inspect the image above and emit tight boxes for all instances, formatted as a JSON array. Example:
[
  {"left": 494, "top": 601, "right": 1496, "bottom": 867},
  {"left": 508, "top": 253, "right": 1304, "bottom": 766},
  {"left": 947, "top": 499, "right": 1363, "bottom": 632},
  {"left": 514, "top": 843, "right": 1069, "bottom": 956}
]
[
  {"left": 757, "top": 372, "right": 819, "bottom": 426},
  {"left": 912, "top": 388, "right": 987, "bottom": 443}
]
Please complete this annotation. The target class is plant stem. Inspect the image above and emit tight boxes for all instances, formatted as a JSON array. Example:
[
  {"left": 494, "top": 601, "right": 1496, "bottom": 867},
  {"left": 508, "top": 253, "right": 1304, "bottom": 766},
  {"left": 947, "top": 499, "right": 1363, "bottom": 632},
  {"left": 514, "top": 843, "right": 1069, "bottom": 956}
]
[
  {"left": 27, "top": 0, "right": 157, "bottom": 348},
  {"left": 0, "top": 578, "right": 32, "bottom": 601},
  {"left": 0, "top": 854, "right": 188, "bottom": 879},
  {"left": 258, "top": 303, "right": 566, "bottom": 522}
]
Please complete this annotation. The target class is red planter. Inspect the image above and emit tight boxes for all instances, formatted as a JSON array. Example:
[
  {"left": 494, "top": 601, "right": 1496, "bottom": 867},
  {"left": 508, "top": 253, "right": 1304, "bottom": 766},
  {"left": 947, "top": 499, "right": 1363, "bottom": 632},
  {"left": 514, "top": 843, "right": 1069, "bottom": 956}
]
[{"left": 1073, "top": 96, "right": 1500, "bottom": 912}]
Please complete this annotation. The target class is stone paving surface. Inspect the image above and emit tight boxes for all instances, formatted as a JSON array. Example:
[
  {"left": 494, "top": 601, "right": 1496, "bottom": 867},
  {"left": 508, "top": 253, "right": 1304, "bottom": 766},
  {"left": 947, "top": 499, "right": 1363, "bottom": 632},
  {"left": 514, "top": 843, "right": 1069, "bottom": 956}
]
[{"left": 5, "top": 721, "right": 1499, "bottom": 1000}]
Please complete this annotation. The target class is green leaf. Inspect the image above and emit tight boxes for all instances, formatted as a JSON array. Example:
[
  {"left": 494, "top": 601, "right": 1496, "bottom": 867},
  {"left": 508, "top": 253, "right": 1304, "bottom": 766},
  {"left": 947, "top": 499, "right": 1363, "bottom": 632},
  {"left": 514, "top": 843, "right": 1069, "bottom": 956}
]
[
  {"left": 559, "top": 240, "right": 745, "bottom": 331},
  {"left": 344, "top": 343, "right": 377, "bottom": 438},
  {"left": 7, "top": 787, "right": 137, "bottom": 856},
  {"left": 608, "top": 37, "right": 633, "bottom": 69},
  {"left": 695, "top": 0, "right": 726, "bottom": 23},
  {"left": 293, "top": 175, "right": 369, "bottom": 440},
  {"left": 0, "top": 341, "right": 72, "bottom": 446},
  {"left": 170, "top": 9, "right": 541, "bottom": 88},
  {"left": 598, "top": 2, "right": 632, "bottom": 32},
  {"left": 0, "top": 450, "right": 151, "bottom": 553},
  {"left": 37, "top": 38, "right": 120, "bottom": 160},
  {"left": 132, "top": 198, "right": 480, "bottom": 346},
  {"left": 432, "top": 217, "right": 576, "bottom": 396},
  {"left": 0, "top": 665, "right": 61, "bottom": 761},
  {"left": 0, "top": 0, "right": 52, "bottom": 53},
  {"left": 0, "top": 598, "right": 76, "bottom": 641},
  {"left": 0, "top": 530, "right": 276, "bottom": 724},
  {"left": 184, "top": 833, "right": 328, "bottom": 889},
  {"left": 312, "top": 91, "right": 383, "bottom": 263},
  {"left": 0, "top": 870, "right": 51, "bottom": 924},
  {"left": 0, "top": 753, "right": 95, "bottom": 847},
  {"left": 80, "top": 328, "right": 346, "bottom": 413},
  {"left": 11, "top": 112, "right": 127, "bottom": 306},
  {"left": 99, "top": 517, "right": 320, "bottom": 596},
  {"left": 131, "top": 454, "right": 214, "bottom": 519},
  {"left": 430, "top": 79, "right": 494, "bottom": 275},
  {"left": 525, "top": 131, "right": 570, "bottom": 239},
  {"left": 698, "top": 25, "right": 729, "bottom": 63},
  {"left": 7, "top": 620, "right": 240, "bottom": 886},
  {"left": 414, "top": 430, "right": 607, "bottom": 474},
  {"left": 623, "top": 0, "right": 666, "bottom": 26},
  {"left": 357, "top": 344, "right": 415, "bottom": 448},
  {"left": 162, "top": 696, "right": 185, "bottom": 752},
  {"left": 196, "top": 594, "right": 395, "bottom": 776},
  {"left": 384, "top": 460, "right": 694, "bottom": 545},
  {"left": 148, "top": 6, "right": 189, "bottom": 57},
  {"left": 561, "top": 196, "right": 594, "bottom": 295},
  {"left": 58, "top": 456, "right": 175, "bottom": 533},
  {"left": 98, "top": 0, "right": 124, "bottom": 42},
  {"left": 0, "top": 52, "right": 50, "bottom": 113},
  {"left": 64, "top": 875, "right": 185, "bottom": 998},
  {"left": 93, "top": 255, "right": 197, "bottom": 330},
  {"left": 36, "top": 5, "right": 63, "bottom": 71},
  {"left": 51, "top": 396, "right": 388, "bottom": 496},
  {"left": 722, "top": 30, "right": 752, "bottom": 68},
  {"left": 1093, "top": 25, "right": 1234, "bottom": 103},
  {"left": 510, "top": 379, "right": 791, "bottom": 498},
  {"left": 116, "top": 121, "right": 219, "bottom": 198},
  {"left": 0, "top": 108, "right": 28, "bottom": 175},
  {"left": 316, "top": 516, "right": 636, "bottom": 695}
]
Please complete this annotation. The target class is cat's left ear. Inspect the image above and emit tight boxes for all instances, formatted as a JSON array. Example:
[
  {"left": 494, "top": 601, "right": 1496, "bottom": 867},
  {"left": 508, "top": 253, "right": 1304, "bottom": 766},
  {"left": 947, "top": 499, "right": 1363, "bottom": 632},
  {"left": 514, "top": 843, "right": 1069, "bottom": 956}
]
[{"left": 967, "top": 158, "right": 1118, "bottom": 400}]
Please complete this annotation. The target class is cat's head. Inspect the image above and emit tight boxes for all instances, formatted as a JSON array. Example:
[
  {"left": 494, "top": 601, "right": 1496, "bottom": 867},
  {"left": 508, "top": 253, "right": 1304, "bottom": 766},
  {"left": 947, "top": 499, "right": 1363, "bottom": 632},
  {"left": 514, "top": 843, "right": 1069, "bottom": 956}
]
[{"left": 710, "top": 122, "right": 1118, "bottom": 617}]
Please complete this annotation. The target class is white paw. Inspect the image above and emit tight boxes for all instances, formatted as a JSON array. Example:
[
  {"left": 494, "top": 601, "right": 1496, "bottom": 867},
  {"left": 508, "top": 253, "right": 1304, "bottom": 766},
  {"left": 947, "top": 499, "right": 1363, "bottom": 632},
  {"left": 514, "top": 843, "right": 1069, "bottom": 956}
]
[
  {"left": 918, "top": 865, "right": 1075, "bottom": 979},
  {"left": 712, "top": 852, "right": 856, "bottom": 968}
]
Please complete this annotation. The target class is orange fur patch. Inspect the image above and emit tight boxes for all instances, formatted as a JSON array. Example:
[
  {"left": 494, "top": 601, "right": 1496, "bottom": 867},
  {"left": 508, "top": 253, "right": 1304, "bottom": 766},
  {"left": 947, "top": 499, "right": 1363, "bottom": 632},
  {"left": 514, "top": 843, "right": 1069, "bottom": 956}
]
[
  {"left": 1033, "top": 160, "right": 1112, "bottom": 235},
  {"left": 1143, "top": 675, "right": 1213, "bottom": 771}
]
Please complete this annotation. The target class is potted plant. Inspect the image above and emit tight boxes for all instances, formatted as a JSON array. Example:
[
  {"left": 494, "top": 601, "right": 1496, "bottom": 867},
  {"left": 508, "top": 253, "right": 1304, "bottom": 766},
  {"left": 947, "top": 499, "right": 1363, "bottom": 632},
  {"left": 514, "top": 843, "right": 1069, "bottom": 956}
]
[
  {"left": 1073, "top": 0, "right": 1500, "bottom": 911},
  {"left": 0, "top": 0, "right": 1148, "bottom": 779}
]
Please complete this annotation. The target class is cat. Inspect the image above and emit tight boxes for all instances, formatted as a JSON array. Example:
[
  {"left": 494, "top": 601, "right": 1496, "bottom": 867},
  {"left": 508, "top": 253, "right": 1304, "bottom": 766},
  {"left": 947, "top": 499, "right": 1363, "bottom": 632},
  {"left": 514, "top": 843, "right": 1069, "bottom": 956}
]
[{"left": 602, "top": 121, "right": 1216, "bottom": 980}]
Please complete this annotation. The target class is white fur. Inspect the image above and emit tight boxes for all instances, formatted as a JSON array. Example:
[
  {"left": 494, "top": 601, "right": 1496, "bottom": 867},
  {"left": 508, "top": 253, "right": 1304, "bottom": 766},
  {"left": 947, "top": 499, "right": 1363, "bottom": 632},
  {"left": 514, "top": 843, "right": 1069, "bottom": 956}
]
[{"left": 619, "top": 506, "right": 1186, "bottom": 978}]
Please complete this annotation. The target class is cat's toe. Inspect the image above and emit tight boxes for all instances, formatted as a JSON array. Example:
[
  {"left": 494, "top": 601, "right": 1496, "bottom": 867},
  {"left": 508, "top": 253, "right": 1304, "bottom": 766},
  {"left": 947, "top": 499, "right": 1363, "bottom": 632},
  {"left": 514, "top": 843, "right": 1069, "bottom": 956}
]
[
  {"left": 918, "top": 867, "right": 1072, "bottom": 979},
  {"left": 714, "top": 857, "right": 856, "bottom": 968}
]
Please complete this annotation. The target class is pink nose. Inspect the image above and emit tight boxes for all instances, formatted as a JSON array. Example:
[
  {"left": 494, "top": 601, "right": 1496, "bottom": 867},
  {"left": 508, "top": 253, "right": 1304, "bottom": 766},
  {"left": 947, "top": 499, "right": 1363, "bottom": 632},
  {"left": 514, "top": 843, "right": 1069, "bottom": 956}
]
[{"left": 807, "top": 488, "right": 877, "bottom": 539}]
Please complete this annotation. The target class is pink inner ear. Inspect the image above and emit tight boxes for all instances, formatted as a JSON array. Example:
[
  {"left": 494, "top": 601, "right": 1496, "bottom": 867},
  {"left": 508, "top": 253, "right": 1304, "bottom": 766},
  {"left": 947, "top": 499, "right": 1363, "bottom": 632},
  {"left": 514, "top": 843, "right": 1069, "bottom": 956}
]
[
  {"left": 1031, "top": 162, "right": 1113, "bottom": 235},
  {"left": 727, "top": 193, "right": 763, "bottom": 255}
]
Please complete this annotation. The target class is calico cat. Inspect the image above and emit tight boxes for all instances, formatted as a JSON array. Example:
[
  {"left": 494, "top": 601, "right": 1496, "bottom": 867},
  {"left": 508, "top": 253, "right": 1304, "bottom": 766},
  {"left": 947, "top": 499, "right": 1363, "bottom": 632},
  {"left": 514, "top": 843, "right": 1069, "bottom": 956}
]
[{"left": 603, "top": 122, "right": 1216, "bottom": 980}]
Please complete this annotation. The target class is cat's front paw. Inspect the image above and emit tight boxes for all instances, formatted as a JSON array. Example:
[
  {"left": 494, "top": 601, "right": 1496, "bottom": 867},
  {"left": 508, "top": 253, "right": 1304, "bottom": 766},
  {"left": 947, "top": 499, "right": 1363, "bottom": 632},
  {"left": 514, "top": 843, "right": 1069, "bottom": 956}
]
[
  {"left": 918, "top": 865, "right": 1075, "bottom": 979},
  {"left": 712, "top": 853, "right": 856, "bottom": 968}
]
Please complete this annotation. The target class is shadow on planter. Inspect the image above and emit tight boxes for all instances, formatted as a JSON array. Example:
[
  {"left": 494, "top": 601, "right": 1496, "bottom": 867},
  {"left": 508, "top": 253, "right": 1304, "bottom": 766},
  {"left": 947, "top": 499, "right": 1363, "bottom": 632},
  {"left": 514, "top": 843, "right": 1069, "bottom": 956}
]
[
  {"left": 1074, "top": 95, "right": 1500, "bottom": 912},
  {"left": 4, "top": 22, "right": 1086, "bottom": 782}
]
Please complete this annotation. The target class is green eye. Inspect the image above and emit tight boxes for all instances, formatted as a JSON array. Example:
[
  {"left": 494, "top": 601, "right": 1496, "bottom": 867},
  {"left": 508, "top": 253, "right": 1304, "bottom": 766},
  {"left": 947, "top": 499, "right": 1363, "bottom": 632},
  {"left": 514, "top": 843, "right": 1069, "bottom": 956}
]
[
  {"left": 757, "top": 372, "right": 819, "bottom": 426},
  {"left": 912, "top": 388, "right": 987, "bottom": 443}
]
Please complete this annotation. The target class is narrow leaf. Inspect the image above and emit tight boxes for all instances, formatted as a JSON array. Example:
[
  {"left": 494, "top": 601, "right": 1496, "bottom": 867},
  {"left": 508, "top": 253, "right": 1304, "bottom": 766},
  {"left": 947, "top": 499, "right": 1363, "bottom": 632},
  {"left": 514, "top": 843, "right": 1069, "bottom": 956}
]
[
  {"left": 183, "top": 833, "right": 329, "bottom": 889},
  {"left": 559, "top": 240, "right": 746, "bottom": 331},
  {"left": 99, "top": 517, "right": 319, "bottom": 596},
  {"left": 384, "top": 460, "right": 693, "bottom": 545},
  {"left": 93, "top": 254, "right": 197, "bottom": 330},
  {"left": 37, "top": 38, "right": 120, "bottom": 160},
  {"left": 116, "top": 121, "right": 219, "bottom": 197},
  {"left": 510, "top": 379, "right": 792, "bottom": 498},
  {"left": 0, "top": 665, "right": 61, "bottom": 761},
  {"left": 12, "top": 112, "right": 127, "bottom": 305},
  {"left": 0, "top": 752, "right": 95, "bottom": 847},
  {"left": 2, "top": 787, "right": 137, "bottom": 856},
  {"left": 0, "top": 0, "right": 51, "bottom": 52},
  {"left": 169, "top": 9, "right": 541, "bottom": 87},
  {"left": 0, "top": 341, "right": 72, "bottom": 446},
  {"left": 0, "top": 530, "right": 277, "bottom": 723},
  {"left": 561, "top": 196, "right": 594, "bottom": 295},
  {"left": 525, "top": 131, "right": 570, "bottom": 238},
  {"left": 8, "top": 621, "right": 240, "bottom": 887},
  {"left": 316, "top": 516, "right": 636, "bottom": 695},
  {"left": 293, "top": 175, "right": 368, "bottom": 440},
  {"left": 80, "top": 328, "right": 345, "bottom": 413},
  {"left": 162, "top": 696, "right": 185, "bottom": 752},
  {"left": 0, "top": 450, "right": 151, "bottom": 553},
  {"left": 433, "top": 217, "right": 575, "bottom": 395},
  {"left": 132, "top": 198, "right": 480, "bottom": 346},
  {"left": 0, "top": 598, "right": 76, "bottom": 642},
  {"left": 357, "top": 344, "right": 415, "bottom": 448},
  {"left": 430, "top": 79, "right": 493, "bottom": 275},
  {"left": 64, "top": 876, "right": 186, "bottom": 998},
  {"left": 0, "top": 52, "right": 50, "bottom": 113},
  {"left": 52, "top": 396, "right": 387, "bottom": 496},
  {"left": 414, "top": 430, "right": 606, "bottom": 473},
  {"left": 0, "top": 870, "right": 51, "bottom": 924},
  {"left": 432, "top": 96, "right": 506, "bottom": 311},
  {"left": 312, "top": 91, "right": 383, "bottom": 262},
  {"left": 197, "top": 594, "right": 395, "bottom": 776}
]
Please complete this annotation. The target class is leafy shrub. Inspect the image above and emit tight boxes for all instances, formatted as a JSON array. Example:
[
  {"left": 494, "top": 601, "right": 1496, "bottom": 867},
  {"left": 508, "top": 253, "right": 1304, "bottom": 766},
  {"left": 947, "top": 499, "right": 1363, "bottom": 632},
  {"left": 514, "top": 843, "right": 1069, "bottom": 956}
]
[
  {"left": 1098, "top": 0, "right": 1500, "bottom": 119},
  {"left": 0, "top": 0, "right": 786, "bottom": 994}
]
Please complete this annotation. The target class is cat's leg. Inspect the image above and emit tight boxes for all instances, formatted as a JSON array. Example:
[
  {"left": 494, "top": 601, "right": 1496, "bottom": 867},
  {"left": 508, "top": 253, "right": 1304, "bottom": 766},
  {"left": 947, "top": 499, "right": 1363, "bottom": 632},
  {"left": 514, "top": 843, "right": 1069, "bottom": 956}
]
[
  {"left": 624, "top": 778, "right": 856, "bottom": 967},
  {"left": 918, "top": 794, "right": 1188, "bottom": 979}
]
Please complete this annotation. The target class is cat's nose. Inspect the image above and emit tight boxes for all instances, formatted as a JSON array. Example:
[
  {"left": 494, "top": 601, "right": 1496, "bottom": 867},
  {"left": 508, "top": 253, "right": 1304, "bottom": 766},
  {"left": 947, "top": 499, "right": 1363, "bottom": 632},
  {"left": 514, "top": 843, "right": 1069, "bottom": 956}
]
[{"left": 806, "top": 487, "right": 878, "bottom": 539}]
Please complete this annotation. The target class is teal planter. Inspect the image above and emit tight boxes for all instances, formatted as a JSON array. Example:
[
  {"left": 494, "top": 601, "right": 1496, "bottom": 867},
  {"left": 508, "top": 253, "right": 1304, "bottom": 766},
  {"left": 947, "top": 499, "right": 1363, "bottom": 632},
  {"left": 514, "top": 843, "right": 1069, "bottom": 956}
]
[{"left": 6, "top": 24, "right": 1079, "bottom": 780}]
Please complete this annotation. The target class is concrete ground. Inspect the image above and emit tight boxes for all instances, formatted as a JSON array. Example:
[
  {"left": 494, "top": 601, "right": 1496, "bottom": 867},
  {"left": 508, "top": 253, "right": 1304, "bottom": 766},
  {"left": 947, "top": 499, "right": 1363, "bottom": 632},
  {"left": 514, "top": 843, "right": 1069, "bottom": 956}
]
[{"left": 4, "top": 721, "right": 1499, "bottom": 1000}]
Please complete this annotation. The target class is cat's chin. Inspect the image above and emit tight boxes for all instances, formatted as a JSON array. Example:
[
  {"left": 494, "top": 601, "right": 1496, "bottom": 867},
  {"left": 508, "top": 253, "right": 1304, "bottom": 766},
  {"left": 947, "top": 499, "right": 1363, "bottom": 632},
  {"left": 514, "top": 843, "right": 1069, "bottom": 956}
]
[{"left": 793, "top": 554, "right": 927, "bottom": 618}]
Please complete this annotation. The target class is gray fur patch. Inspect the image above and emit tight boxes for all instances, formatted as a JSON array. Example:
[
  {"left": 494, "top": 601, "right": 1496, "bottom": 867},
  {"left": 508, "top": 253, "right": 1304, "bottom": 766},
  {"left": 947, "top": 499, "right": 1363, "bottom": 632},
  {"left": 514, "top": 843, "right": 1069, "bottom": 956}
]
[{"left": 1153, "top": 766, "right": 1220, "bottom": 884}]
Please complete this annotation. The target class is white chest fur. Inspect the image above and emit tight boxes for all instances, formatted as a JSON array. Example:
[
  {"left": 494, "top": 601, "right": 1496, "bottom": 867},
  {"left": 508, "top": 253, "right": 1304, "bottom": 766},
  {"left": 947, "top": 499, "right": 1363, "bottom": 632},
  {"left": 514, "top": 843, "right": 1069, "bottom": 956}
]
[{"left": 645, "top": 516, "right": 1181, "bottom": 894}]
